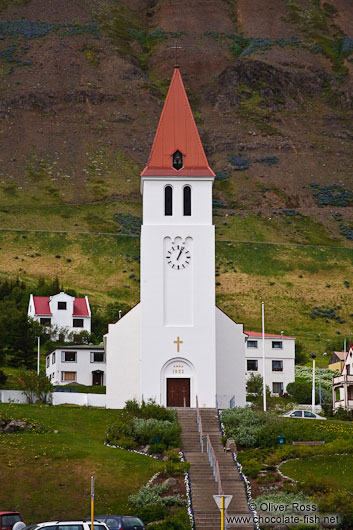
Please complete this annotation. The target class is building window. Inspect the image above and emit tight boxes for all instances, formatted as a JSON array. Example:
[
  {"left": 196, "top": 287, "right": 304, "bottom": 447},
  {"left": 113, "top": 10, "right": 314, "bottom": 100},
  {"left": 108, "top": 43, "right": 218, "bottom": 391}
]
[
  {"left": 165, "top": 185, "right": 173, "bottom": 216},
  {"left": 73, "top": 318, "right": 84, "bottom": 328},
  {"left": 58, "top": 301, "right": 67, "bottom": 310},
  {"left": 247, "top": 340, "right": 258, "bottom": 348},
  {"left": 272, "top": 360, "right": 283, "bottom": 372},
  {"left": 172, "top": 150, "right": 183, "bottom": 170},
  {"left": 40, "top": 317, "right": 51, "bottom": 326},
  {"left": 52, "top": 352, "right": 56, "bottom": 364},
  {"left": 46, "top": 356, "right": 50, "bottom": 368},
  {"left": 62, "top": 351, "right": 77, "bottom": 362},
  {"left": 247, "top": 359, "right": 258, "bottom": 371},
  {"left": 272, "top": 382, "right": 283, "bottom": 394},
  {"left": 61, "top": 371, "right": 76, "bottom": 382},
  {"left": 90, "top": 352, "right": 105, "bottom": 363},
  {"left": 272, "top": 341, "right": 283, "bottom": 349},
  {"left": 183, "top": 186, "right": 191, "bottom": 216}
]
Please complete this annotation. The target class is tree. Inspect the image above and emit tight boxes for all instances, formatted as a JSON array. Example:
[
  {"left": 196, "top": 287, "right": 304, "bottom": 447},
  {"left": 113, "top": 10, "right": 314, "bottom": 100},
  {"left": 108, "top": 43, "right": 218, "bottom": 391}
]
[
  {"left": 17, "top": 370, "right": 53, "bottom": 404},
  {"left": 295, "top": 341, "right": 307, "bottom": 365},
  {"left": 246, "top": 373, "right": 263, "bottom": 396}
]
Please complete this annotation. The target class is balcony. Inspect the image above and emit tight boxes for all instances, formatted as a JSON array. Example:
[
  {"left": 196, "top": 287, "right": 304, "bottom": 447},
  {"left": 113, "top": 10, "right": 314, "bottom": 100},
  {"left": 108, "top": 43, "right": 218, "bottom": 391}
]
[{"left": 333, "top": 374, "right": 353, "bottom": 386}]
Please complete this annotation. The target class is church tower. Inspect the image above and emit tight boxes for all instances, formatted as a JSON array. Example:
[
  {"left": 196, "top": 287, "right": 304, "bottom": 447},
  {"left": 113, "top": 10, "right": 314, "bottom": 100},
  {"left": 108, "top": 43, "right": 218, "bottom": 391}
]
[
  {"left": 140, "top": 67, "right": 216, "bottom": 407},
  {"left": 105, "top": 67, "right": 246, "bottom": 410}
]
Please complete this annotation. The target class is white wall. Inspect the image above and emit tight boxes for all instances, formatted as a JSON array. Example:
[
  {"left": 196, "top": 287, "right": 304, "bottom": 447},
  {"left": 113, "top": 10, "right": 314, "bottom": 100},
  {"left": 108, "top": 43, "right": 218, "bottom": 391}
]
[
  {"left": 46, "top": 347, "right": 105, "bottom": 386},
  {"left": 216, "top": 308, "right": 246, "bottom": 408},
  {"left": 141, "top": 177, "right": 213, "bottom": 225},
  {"left": 0, "top": 390, "right": 106, "bottom": 407},
  {"left": 105, "top": 304, "right": 141, "bottom": 409},
  {"left": 245, "top": 337, "right": 295, "bottom": 393}
]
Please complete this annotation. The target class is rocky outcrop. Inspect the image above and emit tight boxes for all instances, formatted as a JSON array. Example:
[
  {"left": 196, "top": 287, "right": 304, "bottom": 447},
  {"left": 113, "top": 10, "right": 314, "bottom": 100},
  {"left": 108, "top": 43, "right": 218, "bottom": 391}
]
[
  {"left": 0, "top": 418, "right": 42, "bottom": 433},
  {"left": 207, "top": 59, "right": 353, "bottom": 111}
]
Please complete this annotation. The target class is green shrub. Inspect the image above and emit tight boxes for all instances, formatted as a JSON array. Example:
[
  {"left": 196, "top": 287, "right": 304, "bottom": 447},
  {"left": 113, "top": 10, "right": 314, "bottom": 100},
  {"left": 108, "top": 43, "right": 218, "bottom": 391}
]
[
  {"left": 128, "top": 484, "right": 186, "bottom": 507},
  {"left": 147, "top": 508, "right": 190, "bottom": 530},
  {"left": 133, "top": 504, "right": 168, "bottom": 524},
  {"left": 0, "top": 370, "right": 7, "bottom": 385},
  {"left": 132, "top": 417, "right": 181, "bottom": 448},
  {"left": 163, "top": 460, "right": 190, "bottom": 477},
  {"left": 125, "top": 398, "right": 176, "bottom": 422},
  {"left": 286, "top": 381, "right": 312, "bottom": 403}
]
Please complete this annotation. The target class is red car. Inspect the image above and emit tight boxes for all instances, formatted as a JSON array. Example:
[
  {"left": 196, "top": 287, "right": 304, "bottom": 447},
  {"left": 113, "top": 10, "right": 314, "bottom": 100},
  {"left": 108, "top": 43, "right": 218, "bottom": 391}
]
[{"left": 0, "top": 512, "right": 24, "bottom": 530}]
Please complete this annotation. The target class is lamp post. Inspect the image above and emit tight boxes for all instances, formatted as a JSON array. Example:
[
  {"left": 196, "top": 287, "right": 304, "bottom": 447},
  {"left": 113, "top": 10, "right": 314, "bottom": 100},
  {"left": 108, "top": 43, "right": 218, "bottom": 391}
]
[
  {"left": 36, "top": 336, "right": 40, "bottom": 375},
  {"left": 262, "top": 301, "right": 266, "bottom": 412},
  {"left": 319, "top": 352, "right": 327, "bottom": 407},
  {"left": 310, "top": 353, "right": 316, "bottom": 413}
]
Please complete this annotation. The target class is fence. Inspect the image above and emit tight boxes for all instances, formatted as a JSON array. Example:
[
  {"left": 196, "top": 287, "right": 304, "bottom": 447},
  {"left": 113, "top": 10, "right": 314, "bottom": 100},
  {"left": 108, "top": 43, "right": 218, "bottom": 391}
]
[
  {"left": 196, "top": 395, "right": 204, "bottom": 452},
  {"left": 0, "top": 389, "right": 106, "bottom": 407},
  {"left": 206, "top": 433, "right": 223, "bottom": 495}
]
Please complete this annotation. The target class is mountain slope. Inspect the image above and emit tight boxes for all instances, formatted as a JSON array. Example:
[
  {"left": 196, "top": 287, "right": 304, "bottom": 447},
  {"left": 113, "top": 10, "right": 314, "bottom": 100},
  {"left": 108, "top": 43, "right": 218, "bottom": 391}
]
[{"left": 0, "top": 0, "right": 353, "bottom": 354}]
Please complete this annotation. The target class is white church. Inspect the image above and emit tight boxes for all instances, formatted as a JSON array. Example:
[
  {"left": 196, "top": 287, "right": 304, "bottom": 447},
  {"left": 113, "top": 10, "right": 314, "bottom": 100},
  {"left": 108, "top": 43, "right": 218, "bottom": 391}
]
[{"left": 105, "top": 67, "right": 247, "bottom": 409}]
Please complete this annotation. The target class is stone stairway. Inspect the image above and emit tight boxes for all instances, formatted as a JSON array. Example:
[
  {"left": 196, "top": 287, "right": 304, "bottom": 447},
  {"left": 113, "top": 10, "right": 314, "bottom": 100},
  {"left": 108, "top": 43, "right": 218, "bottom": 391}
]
[{"left": 177, "top": 408, "right": 254, "bottom": 530}]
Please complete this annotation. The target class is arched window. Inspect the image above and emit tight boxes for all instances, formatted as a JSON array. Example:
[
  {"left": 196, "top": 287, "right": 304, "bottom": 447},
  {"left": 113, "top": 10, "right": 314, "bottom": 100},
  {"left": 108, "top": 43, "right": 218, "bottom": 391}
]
[
  {"left": 165, "top": 185, "right": 173, "bottom": 216},
  {"left": 183, "top": 186, "right": 191, "bottom": 216}
]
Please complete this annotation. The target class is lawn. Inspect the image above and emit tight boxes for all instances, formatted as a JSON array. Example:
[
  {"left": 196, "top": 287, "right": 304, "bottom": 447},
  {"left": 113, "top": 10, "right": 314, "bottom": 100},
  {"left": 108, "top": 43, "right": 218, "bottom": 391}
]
[
  {"left": 280, "top": 454, "right": 353, "bottom": 492},
  {"left": 0, "top": 403, "right": 163, "bottom": 524}
]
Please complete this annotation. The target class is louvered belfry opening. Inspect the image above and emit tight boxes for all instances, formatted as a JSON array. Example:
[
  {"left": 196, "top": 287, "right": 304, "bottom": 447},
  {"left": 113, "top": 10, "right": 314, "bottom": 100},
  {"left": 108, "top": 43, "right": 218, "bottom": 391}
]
[{"left": 172, "top": 150, "right": 183, "bottom": 170}]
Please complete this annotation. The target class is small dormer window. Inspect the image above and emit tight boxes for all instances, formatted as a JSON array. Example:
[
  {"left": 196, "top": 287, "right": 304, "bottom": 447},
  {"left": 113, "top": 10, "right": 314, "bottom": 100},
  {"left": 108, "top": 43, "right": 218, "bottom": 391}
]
[
  {"left": 172, "top": 150, "right": 183, "bottom": 170},
  {"left": 58, "top": 301, "right": 67, "bottom": 310}
]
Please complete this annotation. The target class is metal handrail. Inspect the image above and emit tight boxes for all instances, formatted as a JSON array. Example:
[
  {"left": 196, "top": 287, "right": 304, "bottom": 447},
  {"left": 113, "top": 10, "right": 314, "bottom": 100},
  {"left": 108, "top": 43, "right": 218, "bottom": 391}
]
[
  {"left": 207, "top": 434, "right": 223, "bottom": 495},
  {"left": 195, "top": 395, "right": 204, "bottom": 453}
]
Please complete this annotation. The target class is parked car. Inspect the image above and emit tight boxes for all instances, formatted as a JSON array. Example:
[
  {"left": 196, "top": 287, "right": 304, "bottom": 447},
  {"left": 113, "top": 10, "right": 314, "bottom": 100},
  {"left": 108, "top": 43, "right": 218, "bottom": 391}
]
[
  {"left": 282, "top": 409, "right": 326, "bottom": 420},
  {"left": 0, "top": 512, "right": 24, "bottom": 530},
  {"left": 23, "top": 521, "right": 109, "bottom": 530},
  {"left": 85, "top": 516, "right": 145, "bottom": 530}
]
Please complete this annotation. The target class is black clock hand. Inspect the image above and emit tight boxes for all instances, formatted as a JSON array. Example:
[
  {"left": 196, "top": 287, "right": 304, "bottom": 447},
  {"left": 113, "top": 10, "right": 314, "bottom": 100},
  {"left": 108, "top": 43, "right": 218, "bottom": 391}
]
[{"left": 176, "top": 247, "right": 184, "bottom": 260}]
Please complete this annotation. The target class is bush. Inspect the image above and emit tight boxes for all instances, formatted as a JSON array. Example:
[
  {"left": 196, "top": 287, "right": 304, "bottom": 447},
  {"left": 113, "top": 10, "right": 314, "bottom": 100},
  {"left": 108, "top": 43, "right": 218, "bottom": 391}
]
[
  {"left": 17, "top": 370, "right": 53, "bottom": 404},
  {"left": 147, "top": 509, "right": 190, "bottom": 530},
  {"left": 105, "top": 401, "right": 181, "bottom": 451},
  {"left": 133, "top": 505, "right": 168, "bottom": 524},
  {"left": 0, "top": 370, "right": 7, "bottom": 385},
  {"left": 128, "top": 484, "right": 186, "bottom": 507},
  {"left": 163, "top": 460, "right": 190, "bottom": 477},
  {"left": 286, "top": 381, "right": 312, "bottom": 403}
]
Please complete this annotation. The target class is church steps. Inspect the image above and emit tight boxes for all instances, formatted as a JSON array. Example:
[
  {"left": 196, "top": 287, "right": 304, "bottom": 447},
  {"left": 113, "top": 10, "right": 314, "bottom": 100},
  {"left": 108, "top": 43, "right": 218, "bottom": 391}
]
[{"left": 177, "top": 409, "right": 254, "bottom": 530}]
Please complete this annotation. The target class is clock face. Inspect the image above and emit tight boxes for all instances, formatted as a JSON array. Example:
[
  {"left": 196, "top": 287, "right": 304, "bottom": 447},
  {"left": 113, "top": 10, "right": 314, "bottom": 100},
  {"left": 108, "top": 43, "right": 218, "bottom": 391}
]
[{"left": 166, "top": 244, "right": 191, "bottom": 270}]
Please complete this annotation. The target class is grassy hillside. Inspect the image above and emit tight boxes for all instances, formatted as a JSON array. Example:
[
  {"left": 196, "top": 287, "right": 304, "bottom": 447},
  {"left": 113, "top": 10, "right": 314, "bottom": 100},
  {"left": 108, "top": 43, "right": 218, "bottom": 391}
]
[
  {"left": 0, "top": 403, "right": 162, "bottom": 522},
  {"left": 0, "top": 0, "right": 352, "bottom": 355}
]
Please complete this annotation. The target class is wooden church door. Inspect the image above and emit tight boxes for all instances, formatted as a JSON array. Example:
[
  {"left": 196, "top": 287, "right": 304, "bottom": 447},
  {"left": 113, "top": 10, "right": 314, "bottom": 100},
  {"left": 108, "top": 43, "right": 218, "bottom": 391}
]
[{"left": 167, "top": 378, "right": 190, "bottom": 407}]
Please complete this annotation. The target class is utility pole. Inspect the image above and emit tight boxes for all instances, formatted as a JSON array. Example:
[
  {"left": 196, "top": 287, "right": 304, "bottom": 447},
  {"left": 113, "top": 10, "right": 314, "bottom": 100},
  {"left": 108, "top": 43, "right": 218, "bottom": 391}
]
[
  {"left": 319, "top": 352, "right": 327, "bottom": 407},
  {"left": 36, "top": 336, "right": 40, "bottom": 375},
  {"left": 310, "top": 353, "right": 316, "bottom": 413},
  {"left": 262, "top": 302, "right": 266, "bottom": 412}
]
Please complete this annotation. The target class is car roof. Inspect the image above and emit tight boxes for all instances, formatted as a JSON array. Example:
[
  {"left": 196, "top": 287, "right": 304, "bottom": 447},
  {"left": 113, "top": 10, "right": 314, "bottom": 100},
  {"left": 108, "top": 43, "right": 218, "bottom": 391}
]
[{"left": 0, "top": 513, "right": 21, "bottom": 516}]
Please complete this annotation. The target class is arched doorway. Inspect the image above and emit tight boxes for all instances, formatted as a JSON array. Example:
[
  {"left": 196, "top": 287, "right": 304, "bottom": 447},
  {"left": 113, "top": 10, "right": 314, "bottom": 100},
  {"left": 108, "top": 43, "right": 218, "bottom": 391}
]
[{"left": 161, "top": 358, "right": 194, "bottom": 407}]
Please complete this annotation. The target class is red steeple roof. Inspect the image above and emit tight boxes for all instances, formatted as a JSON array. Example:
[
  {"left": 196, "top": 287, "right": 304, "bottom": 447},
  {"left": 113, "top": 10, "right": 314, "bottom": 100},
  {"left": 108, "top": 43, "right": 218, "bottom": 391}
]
[{"left": 141, "top": 67, "right": 214, "bottom": 177}]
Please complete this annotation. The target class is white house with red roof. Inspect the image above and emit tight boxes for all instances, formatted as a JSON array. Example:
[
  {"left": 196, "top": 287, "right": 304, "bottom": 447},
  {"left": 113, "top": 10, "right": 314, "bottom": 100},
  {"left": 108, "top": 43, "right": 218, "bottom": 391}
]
[
  {"left": 332, "top": 343, "right": 353, "bottom": 412},
  {"left": 105, "top": 67, "right": 247, "bottom": 409},
  {"left": 245, "top": 331, "right": 295, "bottom": 394},
  {"left": 28, "top": 292, "right": 91, "bottom": 341}
]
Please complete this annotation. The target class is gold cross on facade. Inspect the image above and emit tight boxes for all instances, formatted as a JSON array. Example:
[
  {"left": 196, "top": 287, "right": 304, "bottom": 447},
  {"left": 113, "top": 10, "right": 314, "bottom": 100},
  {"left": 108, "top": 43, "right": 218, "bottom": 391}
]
[{"left": 174, "top": 336, "right": 183, "bottom": 353}]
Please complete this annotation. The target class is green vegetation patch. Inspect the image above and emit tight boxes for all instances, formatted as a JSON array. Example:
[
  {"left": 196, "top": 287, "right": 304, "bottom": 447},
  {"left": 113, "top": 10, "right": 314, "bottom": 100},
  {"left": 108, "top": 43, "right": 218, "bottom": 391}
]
[
  {"left": 280, "top": 454, "right": 353, "bottom": 491},
  {"left": 0, "top": 403, "right": 162, "bottom": 523}
]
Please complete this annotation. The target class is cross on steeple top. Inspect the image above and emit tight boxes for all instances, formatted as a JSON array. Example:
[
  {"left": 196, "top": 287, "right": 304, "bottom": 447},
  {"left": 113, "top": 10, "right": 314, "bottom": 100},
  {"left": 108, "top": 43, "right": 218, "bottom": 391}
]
[{"left": 170, "top": 42, "right": 182, "bottom": 67}]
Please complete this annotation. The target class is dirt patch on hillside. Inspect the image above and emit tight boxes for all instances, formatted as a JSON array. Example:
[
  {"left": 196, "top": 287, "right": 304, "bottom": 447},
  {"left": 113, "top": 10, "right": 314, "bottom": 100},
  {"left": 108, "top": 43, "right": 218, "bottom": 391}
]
[{"left": 237, "top": 0, "right": 291, "bottom": 38}]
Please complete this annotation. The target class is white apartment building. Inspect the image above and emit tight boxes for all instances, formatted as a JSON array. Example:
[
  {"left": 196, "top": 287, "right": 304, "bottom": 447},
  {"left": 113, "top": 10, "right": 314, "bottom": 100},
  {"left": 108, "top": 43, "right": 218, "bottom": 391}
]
[
  {"left": 28, "top": 292, "right": 91, "bottom": 341},
  {"left": 245, "top": 331, "right": 295, "bottom": 395},
  {"left": 46, "top": 345, "right": 105, "bottom": 386}
]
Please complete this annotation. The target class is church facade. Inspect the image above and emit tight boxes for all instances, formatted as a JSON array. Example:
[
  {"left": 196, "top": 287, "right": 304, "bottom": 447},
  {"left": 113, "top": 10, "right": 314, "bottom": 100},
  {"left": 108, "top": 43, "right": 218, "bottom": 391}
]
[{"left": 105, "top": 67, "right": 246, "bottom": 409}]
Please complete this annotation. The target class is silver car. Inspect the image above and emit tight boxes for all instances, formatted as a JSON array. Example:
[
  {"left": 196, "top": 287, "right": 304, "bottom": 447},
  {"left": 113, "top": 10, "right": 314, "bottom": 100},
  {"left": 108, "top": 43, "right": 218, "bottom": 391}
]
[{"left": 282, "top": 409, "right": 327, "bottom": 420}]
